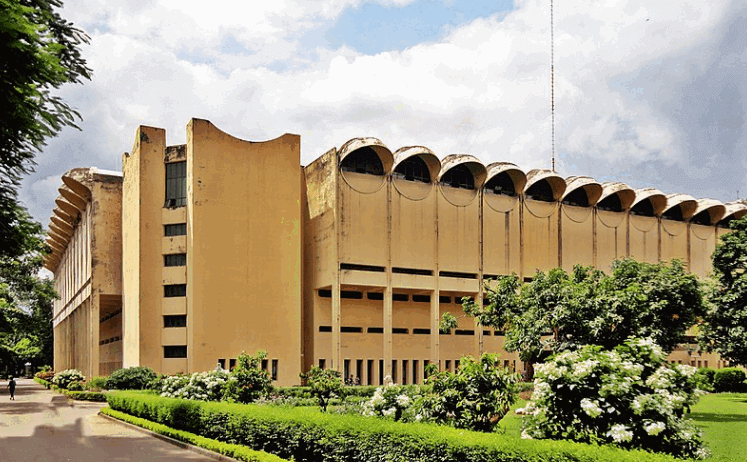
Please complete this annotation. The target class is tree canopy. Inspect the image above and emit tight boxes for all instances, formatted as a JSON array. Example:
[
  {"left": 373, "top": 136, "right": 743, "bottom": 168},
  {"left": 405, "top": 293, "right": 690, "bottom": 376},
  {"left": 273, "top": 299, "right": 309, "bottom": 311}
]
[
  {"left": 457, "top": 259, "right": 706, "bottom": 364},
  {"left": 699, "top": 217, "right": 747, "bottom": 366},
  {"left": 0, "top": 0, "right": 91, "bottom": 258}
]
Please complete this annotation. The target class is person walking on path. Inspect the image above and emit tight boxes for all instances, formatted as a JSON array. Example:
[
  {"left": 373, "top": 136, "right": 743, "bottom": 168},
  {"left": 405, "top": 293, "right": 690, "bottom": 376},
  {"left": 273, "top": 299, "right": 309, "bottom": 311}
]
[{"left": 7, "top": 377, "right": 17, "bottom": 400}]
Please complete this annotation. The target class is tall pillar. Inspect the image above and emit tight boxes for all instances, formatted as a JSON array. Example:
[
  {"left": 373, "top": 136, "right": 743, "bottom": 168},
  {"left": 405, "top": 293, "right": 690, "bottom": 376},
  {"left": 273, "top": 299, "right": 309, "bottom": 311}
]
[
  {"left": 430, "top": 289, "right": 439, "bottom": 370},
  {"left": 331, "top": 280, "right": 341, "bottom": 371},
  {"left": 383, "top": 284, "right": 393, "bottom": 379}
]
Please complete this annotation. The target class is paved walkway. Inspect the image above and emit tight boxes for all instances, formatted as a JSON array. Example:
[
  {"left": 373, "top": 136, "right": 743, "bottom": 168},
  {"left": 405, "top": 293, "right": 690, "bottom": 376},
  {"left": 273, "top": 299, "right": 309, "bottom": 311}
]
[{"left": 0, "top": 378, "right": 215, "bottom": 461}]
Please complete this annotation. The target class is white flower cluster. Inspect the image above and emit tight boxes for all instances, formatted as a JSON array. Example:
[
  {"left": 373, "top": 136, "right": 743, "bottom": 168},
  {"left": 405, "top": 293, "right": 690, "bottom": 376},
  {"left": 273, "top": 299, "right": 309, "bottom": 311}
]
[
  {"left": 580, "top": 398, "right": 602, "bottom": 418},
  {"left": 360, "top": 383, "right": 418, "bottom": 421},
  {"left": 52, "top": 369, "right": 86, "bottom": 389},
  {"left": 644, "top": 421, "right": 666, "bottom": 436},
  {"left": 607, "top": 424, "right": 634, "bottom": 443},
  {"left": 571, "top": 360, "right": 598, "bottom": 381},
  {"left": 160, "top": 370, "right": 231, "bottom": 401},
  {"left": 645, "top": 366, "right": 677, "bottom": 390}
]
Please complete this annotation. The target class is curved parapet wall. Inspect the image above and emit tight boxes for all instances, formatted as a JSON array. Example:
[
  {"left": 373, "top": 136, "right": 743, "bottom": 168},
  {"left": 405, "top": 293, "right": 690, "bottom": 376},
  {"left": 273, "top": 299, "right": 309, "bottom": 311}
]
[
  {"left": 524, "top": 169, "right": 566, "bottom": 202},
  {"left": 438, "top": 154, "right": 486, "bottom": 207},
  {"left": 392, "top": 146, "right": 440, "bottom": 200},
  {"left": 631, "top": 188, "right": 667, "bottom": 216},
  {"left": 663, "top": 193, "right": 698, "bottom": 221},
  {"left": 598, "top": 182, "right": 636, "bottom": 211},
  {"left": 563, "top": 176, "right": 602, "bottom": 207}
]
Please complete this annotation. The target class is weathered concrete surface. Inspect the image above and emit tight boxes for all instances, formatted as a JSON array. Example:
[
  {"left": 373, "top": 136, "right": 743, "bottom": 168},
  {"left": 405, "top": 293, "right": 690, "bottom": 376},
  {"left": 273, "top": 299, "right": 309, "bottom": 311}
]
[{"left": 0, "top": 379, "right": 213, "bottom": 461}]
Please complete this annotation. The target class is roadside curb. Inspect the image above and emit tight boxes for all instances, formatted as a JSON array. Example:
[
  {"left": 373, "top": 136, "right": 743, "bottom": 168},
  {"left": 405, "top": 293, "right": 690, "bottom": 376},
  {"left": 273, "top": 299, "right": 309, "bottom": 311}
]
[{"left": 98, "top": 412, "right": 241, "bottom": 462}]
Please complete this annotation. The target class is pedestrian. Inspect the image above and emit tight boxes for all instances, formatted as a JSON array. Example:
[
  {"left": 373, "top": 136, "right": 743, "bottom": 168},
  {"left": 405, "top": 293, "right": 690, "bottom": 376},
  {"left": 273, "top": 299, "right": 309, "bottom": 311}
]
[{"left": 7, "top": 377, "right": 16, "bottom": 400}]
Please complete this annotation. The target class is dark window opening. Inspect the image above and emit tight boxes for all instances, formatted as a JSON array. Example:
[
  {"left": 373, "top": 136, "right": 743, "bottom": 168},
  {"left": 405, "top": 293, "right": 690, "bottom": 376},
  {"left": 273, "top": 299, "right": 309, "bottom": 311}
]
[
  {"left": 356, "top": 359, "right": 363, "bottom": 383},
  {"left": 690, "top": 210, "right": 712, "bottom": 226},
  {"left": 402, "top": 360, "right": 409, "bottom": 385},
  {"left": 440, "top": 165, "right": 475, "bottom": 190},
  {"left": 318, "top": 325, "right": 332, "bottom": 332},
  {"left": 597, "top": 194, "right": 623, "bottom": 212},
  {"left": 318, "top": 290, "right": 332, "bottom": 298},
  {"left": 483, "top": 330, "right": 492, "bottom": 336},
  {"left": 379, "top": 359, "right": 384, "bottom": 385},
  {"left": 525, "top": 179, "right": 555, "bottom": 202},
  {"left": 391, "top": 360, "right": 397, "bottom": 383},
  {"left": 413, "top": 328, "right": 431, "bottom": 335},
  {"left": 562, "top": 188, "right": 589, "bottom": 207},
  {"left": 392, "top": 267, "right": 433, "bottom": 276},
  {"left": 393, "top": 328, "right": 409, "bottom": 334},
  {"left": 412, "top": 295, "right": 431, "bottom": 303},
  {"left": 392, "top": 293, "right": 409, "bottom": 302},
  {"left": 662, "top": 206, "right": 684, "bottom": 222},
  {"left": 455, "top": 359, "right": 461, "bottom": 370},
  {"left": 424, "top": 360, "right": 430, "bottom": 379},
  {"left": 344, "top": 359, "right": 350, "bottom": 380},
  {"left": 164, "top": 253, "right": 187, "bottom": 267},
  {"left": 341, "top": 291, "right": 363, "bottom": 299},
  {"left": 367, "top": 327, "right": 384, "bottom": 334},
  {"left": 484, "top": 172, "right": 516, "bottom": 196},
  {"left": 523, "top": 277, "right": 533, "bottom": 283},
  {"left": 482, "top": 298, "right": 490, "bottom": 306},
  {"left": 340, "top": 263, "right": 385, "bottom": 272},
  {"left": 229, "top": 359, "right": 236, "bottom": 371},
  {"left": 318, "top": 359, "right": 326, "bottom": 369},
  {"left": 164, "top": 345, "right": 187, "bottom": 358},
  {"left": 218, "top": 358, "right": 226, "bottom": 369},
  {"left": 165, "top": 161, "right": 187, "bottom": 208},
  {"left": 394, "top": 156, "right": 430, "bottom": 183},
  {"left": 445, "top": 360, "right": 452, "bottom": 372},
  {"left": 439, "top": 296, "right": 452, "bottom": 303},
  {"left": 483, "top": 274, "right": 499, "bottom": 280},
  {"left": 164, "top": 223, "right": 187, "bottom": 236},
  {"left": 340, "top": 147, "right": 384, "bottom": 175},
  {"left": 164, "top": 315, "right": 187, "bottom": 328},
  {"left": 341, "top": 326, "right": 363, "bottom": 333},
  {"left": 367, "top": 359, "right": 374, "bottom": 385},
  {"left": 164, "top": 284, "right": 186, "bottom": 297},
  {"left": 631, "top": 199, "right": 655, "bottom": 217},
  {"left": 261, "top": 359, "right": 268, "bottom": 372},
  {"left": 367, "top": 292, "right": 384, "bottom": 300},
  {"left": 271, "top": 360, "right": 278, "bottom": 380},
  {"left": 413, "top": 360, "right": 419, "bottom": 384},
  {"left": 455, "top": 329, "right": 475, "bottom": 336},
  {"left": 439, "top": 271, "right": 477, "bottom": 279},
  {"left": 718, "top": 216, "right": 736, "bottom": 228}
]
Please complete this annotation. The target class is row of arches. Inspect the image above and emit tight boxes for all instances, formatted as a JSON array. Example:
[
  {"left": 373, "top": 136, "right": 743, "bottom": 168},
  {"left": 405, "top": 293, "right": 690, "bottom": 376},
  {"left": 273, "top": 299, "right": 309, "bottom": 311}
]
[{"left": 337, "top": 137, "right": 747, "bottom": 227}]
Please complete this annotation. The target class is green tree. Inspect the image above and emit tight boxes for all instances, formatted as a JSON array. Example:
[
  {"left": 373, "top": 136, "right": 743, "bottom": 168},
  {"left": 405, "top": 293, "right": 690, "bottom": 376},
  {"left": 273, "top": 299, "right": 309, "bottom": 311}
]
[
  {"left": 222, "top": 350, "right": 272, "bottom": 403},
  {"left": 456, "top": 259, "right": 705, "bottom": 372},
  {"left": 699, "top": 217, "right": 747, "bottom": 366},
  {"left": 1, "top": 0, "right": 91, "bottom": 257},
  {"left": 300, "top": 366, "right": 345, "bottom": 412}
]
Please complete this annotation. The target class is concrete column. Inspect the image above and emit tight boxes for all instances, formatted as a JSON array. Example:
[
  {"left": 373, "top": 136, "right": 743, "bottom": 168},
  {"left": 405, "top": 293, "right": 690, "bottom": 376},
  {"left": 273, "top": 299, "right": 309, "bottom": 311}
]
[
  {"left": 332, "top": 280, "right": 341, "bottom": 371},
  {"left": 430, "top": 289, "right": 439, "bottom": 369},
  {"left": 383, "top": 284, "right": 393, "bottom": 379}
]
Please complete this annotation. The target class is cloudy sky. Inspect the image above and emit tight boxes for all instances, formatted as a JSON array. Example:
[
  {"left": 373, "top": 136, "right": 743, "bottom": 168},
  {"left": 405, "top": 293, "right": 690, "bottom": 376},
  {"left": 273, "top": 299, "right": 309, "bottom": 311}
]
[{"left": 20, "top": 0, "right": 747, "bottom": 227}]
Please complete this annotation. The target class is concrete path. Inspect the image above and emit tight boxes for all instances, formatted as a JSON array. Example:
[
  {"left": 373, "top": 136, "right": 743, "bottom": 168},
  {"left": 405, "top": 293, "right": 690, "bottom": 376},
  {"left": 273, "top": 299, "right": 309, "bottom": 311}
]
[{"left": 0, "top": 378, "right": 215, "bottom": 461}]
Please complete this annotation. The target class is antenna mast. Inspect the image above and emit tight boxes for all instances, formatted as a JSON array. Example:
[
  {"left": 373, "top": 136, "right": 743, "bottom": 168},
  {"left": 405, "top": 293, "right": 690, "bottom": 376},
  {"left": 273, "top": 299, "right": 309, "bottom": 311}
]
[{"left": 551, "top": 0, "right": 555, "bottom": 172}]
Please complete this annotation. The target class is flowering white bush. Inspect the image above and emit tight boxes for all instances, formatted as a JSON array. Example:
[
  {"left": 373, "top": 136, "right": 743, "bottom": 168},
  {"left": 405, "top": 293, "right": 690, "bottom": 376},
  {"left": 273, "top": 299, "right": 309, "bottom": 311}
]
[
  {"left": 360, "top": 382, "right": 420, "bottom": 422},
  {"left": 522, "top": 337, "right": 709, "bottom": 459},
  {"left": 52, "top": 369, "right": 85, "bottom": 389},
  {"left": 160, "top": 370, "right": 232, "bottom": 401}
]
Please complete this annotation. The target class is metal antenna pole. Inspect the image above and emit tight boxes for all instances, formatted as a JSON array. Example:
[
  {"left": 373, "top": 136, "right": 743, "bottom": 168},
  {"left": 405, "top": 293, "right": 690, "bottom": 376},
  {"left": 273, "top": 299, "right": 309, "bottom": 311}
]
[{"left": 551, "top": 0, "right": 555, "bottom": 173}]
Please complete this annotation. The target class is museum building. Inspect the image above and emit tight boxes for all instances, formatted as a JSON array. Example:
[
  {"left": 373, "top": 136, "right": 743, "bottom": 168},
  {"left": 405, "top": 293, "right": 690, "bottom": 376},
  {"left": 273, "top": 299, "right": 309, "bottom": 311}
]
[{"left": 44, "top": 119, "right": 747, "bottom": 386}]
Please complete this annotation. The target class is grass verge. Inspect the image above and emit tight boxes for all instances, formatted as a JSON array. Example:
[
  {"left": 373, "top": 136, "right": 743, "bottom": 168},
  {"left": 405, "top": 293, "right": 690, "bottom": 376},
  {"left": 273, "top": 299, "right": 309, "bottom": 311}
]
[{"left": 690, "top": 393, "right": 747, "bottom": 462}]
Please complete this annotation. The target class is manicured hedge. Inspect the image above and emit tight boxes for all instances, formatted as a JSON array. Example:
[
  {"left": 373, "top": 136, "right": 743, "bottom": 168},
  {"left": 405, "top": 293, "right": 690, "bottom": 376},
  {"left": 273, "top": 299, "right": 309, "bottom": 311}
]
[
  {"left": 34, "top": 377, "right": 108, "bottom": 402},
  {"left": 107, "top": 391, "right": 682, "bottom": 462},
  {"left": 101, "top": 407, "right": 288, "bottom": 462}
]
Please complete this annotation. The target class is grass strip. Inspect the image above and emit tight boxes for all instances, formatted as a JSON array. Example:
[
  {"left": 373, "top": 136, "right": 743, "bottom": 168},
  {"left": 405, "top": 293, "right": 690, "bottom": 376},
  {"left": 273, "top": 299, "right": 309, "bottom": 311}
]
[{"left": 101, "top": 407, "right": 289, "bottom": 462}]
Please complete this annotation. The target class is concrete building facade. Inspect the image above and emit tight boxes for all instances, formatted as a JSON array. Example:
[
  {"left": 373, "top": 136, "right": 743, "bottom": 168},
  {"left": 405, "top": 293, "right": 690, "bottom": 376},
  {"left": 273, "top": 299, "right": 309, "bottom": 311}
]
[{"left": 45, "top": 119, "right": 747, "bottom": 385}]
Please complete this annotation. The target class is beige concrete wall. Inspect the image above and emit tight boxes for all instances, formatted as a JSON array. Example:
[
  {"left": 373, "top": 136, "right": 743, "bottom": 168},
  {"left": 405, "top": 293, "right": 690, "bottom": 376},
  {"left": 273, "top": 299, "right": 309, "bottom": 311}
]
[
  {"left": 339, "top": 175, "right": 388, "bottom": 267},
  {"left": 391, "top": 182, "right": 437, "bottom": 270},
  {"left": 629, "top": 215, "right": 660, "bottom": 263},
  {"left": 522, "top": 200, "right": 560, "bottom": 276},
  {"left": 438, "top": 188, "right": 480, "bottom": 274},
  {"left": 187, "top": 119, "right": 302, "bottom": 386},
  {"left": 595, "top": 210, "right": 628, "bottom": 273},
  {"left": 560, "top": 205, "right": 595, "bottom": 270},
  {"left": 690, "top": 224, "right": 717, "bottom": 278},
  {"left": 660, "top": 219, "right": 689, "bottom": 266},
  {"left": 482, "top": 194, "right": 521, "bottom": 276}
]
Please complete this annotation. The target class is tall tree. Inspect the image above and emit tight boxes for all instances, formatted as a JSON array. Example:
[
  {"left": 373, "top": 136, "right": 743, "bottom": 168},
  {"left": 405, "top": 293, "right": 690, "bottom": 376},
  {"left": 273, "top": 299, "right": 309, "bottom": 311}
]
[
  {"left": 456, "top": 259, "right": 705, "bottom": 369},
  {"left": 699, "top": 217, "right": 747, "bottom": 366},
  {"left": 0, "top": 0, "right": 92, "bottom": 257}
]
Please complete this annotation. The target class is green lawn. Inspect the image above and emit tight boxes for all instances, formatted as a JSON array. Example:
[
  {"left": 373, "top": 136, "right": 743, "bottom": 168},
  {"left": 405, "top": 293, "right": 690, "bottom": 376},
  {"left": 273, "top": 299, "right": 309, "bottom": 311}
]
[{"left": 690, "top": 393, "right": 747, "bottom": 462}]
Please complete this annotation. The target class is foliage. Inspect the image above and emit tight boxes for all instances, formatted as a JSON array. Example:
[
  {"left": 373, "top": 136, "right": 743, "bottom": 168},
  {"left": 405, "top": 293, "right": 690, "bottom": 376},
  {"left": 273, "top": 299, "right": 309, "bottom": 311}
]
[
  {"left": 105, "top": 366, "right": 157, "bottom": 390},
  {"left": 35, "top": 369, "right": 54, "bottom": 381},
  {"left": 86, "top": 376, "right": 108, "bottom": 391},
  {"left": 0, "top": 0, "right": 92, "bottom": 258},
  {"left": 522, "top": 337, "right": 708, "bottom": 459},
  {"left": 693, "top": 368, "right": 716, "bottom": 393},
  {"left": 419, "top": 353, "right": 519, "bottom": 432},
  {"left": 51, "top": 368, "right": 84, "bottom": 389},
  {"left": 67, "top": 380, "right": 83, "bottom": 391},
  {"left": 700, "top": 217, "right": 747, "bottom": 366},
  {"left": 160, "top": 370, "right": 231, "bottom": 401},
  {"left": 459, "top": 260, "right": 705, "bottom": 364},
  {"left": 360, "top": 382, "right": 420, "bottom": 421},
  {"left": 712, "top": 368, "right": 746, "bottom": 393},
  {"left": 222, "top": 350, "right": 273, "bottom": 404},
  {"left": 106, "top": 390, "right": 683, "bottom": 462},
  {"left": 299, "top": 366, "right": 345, "bottom": 412},
  {"left": 102, "top": 407, "right": 290, "bottom": 462}
]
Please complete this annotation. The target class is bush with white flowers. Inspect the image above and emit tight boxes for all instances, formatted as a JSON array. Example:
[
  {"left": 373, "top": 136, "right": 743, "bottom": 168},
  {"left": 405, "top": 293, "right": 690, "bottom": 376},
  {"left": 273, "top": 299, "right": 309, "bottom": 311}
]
[
  {"left": 160, "top": 370, "right": 231, "bottom": 401},
  {"left": 522, "top": 337, "right": 708, "bottom": 459},
  {"left": 360, "top": 382, "right": 420, "bottom": 422},
  {"left": 52, "top": 369, "right": 85, "bottom": 389}
]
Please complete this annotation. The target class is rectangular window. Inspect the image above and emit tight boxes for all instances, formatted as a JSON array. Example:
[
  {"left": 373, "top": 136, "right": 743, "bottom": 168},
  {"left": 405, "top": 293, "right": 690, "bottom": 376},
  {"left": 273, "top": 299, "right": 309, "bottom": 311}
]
[
  {"left": 413, "top": 328, "right": 431, "bottom": 335},
  {"left": 164, "top": 253, "right": 187, "bottom": 267},
  {"left": 424, "top": 359, "right": 430, "bottom": 379},
  {"left": 163, "top": 315, "right": 187, "bottom": 328},
  {"left": 341, "top": 291, "right": 363, "bottom": 299},
  {"left": 271, "top": 359, "right": 278, "bottom": 380},
  {"left": 392, "top": 293, "right": 409, "bottom": 302},
  {"left": 165, "top": 161, "right": 187, "bottom": 207},
  {"left": 367, "top": 327, "right": 383, "bottom": 334},
  {"left": 367, "top": 292, "right": 384, "bottom": 300},
  {"left": 318, "top": 290, "right": 332, "bottom": 298},
  {"left": 379, "top": 359, "right": 384, "bottom": 385},
  {"left": 341, "top": 326, "right": 363, "bottom": 333},
  {"left": 413, "top": 360, "right": 419, "bottom": 385},
  {"left": 164, "top": 284, "right": 186, "bottom": 297},
  {"left": 367, "top": 359, "right": 374, "bottom": 386},
  {"left": 392, "top": 360, "right": 397, "bottom": 383},
  {"left": 482, "top": 330, "right": 491, "bottom": 336},
  {"left": 455, "top": 359, "right": 461, "bottom": 370},
  {"left": 412, "top": 295, "right": 431, "bottom": 303},
  {"left": 356, "top": 359, "right": 363, "bottom": 384},
  {"left": 393, "top": 328, "right": 409, "bottom": 334},
  {"left": 218, "top": 358, "right": 226, "bottom": 369},
  {"left": 455, "top": 329, "right": 475, "bottom": 336},
  {"left": 439, "top": 296, "right": 452, "bottom": 304},
  {"left": 261, "top": 359, "right": 268, "bottom": 372},
  {"left": 344, "top": 359, "right": 351, "bottom": 382},
  {"left": 164, "top": 223, "right": 187, "bottom": 236},
  {"left": 319, "top": 359, "right": 326, "bottom": 369},
  {"left": 229, "top": 358, "right": 236, "bottom": 371},
  {"left": 318, "top": 325, "right": 332, "bottom": 332},
  {"left": 445, "top": 360, "right": 451, "bottom": 372},
  {"left": 402, "top": 360, "right": 408, "bottom": 385},
  {"left": 164, "top": 345, "right": 187, "bottom": 358}
]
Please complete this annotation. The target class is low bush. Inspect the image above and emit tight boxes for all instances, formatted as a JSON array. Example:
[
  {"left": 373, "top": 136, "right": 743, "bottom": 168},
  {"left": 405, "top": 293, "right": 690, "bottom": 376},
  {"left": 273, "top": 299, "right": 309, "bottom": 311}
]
[
  {"left": 105, "top": 366, "right": 157, "bottom": 390},
  {"left": 35, "top": 369, "right": 55, "bottom": 381},
  {"left": 67, "top": 381, "right": 84, "bottom": 391},
  {"left": 101, "top": 407, "right": 289, "bottom": 462},
  {"left": 693, "top": 368, "right": 716, "bottom": 392},
  {"left": 52, "top": 369, "right": 85, "bottom": 389},
  {"left": 86, "top": 376, "right": 108, "bottom": 391},
  {"left": 161, "top": 370, "right": 230, "bottom": 401},
  {"left": 222, "top": 351, "right": 272, "bottom": 404},
  {"left": 713, "top": 367, "right": 746, "bottom": 392},
  {"left": 522, "top": 338, "right": 708, "bottom": 459},
  {"left": 299, "top": 367, "right": 345, "bottom": 412},
  {"left": 360, "top": 382, "right": 420, "bottom": 421},
  {"left": 107, "top": 391, "right": 683, "bottom": 462},
  {"left": 66, "top": 391, "right": 108, "bottom": 402}
]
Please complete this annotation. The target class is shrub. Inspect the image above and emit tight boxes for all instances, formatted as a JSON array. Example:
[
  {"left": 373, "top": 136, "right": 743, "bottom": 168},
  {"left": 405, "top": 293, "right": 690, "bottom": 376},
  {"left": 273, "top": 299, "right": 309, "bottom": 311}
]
[
  {"left": 360, "top": 382, "right": 420, "bottom": 421},
  {"left": 299, "top": 366, "right": 345, "bottom": 412},
  {"left": 693, "top": 368, "right": 716, "bottom": 392},
  {"left": 67, "top": 381, "right": 84, "bottom": 391},
  {"left": 160, "top": 370, "right": 230, "bottom": 401},
  {"left": 522, "top": 337, "right": 708, "bottom": 459},
  {"left": 105, "top": 366, "right": 157, "bottom": 390},
  {"left": 35, "top": 370, "right": 55, "bottom": 381},
  {"left": 107, "top": 391, "right": 683, "bottom": 462},
  {"left": 222, "top": 350, "right": 272, "bottom": 404},
  {"left": 87, "top": 376, "right": 108, "bottom": 391},
  {"left": 52, "top": 369, "right": 85, "bottom": 389},
  {"left": 713, "top": 367, "right": 747, "bottom": 392}
]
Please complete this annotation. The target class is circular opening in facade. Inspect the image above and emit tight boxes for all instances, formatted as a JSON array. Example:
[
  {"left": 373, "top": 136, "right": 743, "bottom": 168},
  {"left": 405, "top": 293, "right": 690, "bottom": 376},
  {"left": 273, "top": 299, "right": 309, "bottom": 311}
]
[
  {"left": 340, "top": 147, "right": 386, "bottom": 194},
  {"left": 597, "top": 194, "right": 623, "bottom": 212},
  {"left": 562, "top": 188, "right": 589, "bottom": 207},
  {"left": 484, "top": 172, "right": 516, "bottom": 196},
  {"left": 525, "top": 179, "right": 555, "bottom": 202},
  {"left": 631, "top": 199, "right": 655, "bottom": 217}
]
